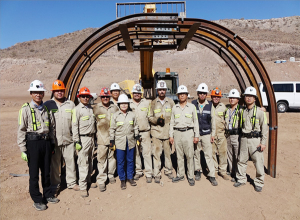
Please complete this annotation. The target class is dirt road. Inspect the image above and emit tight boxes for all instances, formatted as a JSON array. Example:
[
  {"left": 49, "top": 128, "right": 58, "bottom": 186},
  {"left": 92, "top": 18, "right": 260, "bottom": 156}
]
[{"left": 0, "top": 95, "right": 300, "bottom": 220}]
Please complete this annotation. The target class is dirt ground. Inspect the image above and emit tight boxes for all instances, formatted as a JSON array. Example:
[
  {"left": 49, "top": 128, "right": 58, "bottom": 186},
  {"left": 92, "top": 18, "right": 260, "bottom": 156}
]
[{"left": 0, "top": 94, "right": 300, "bottom": 220}]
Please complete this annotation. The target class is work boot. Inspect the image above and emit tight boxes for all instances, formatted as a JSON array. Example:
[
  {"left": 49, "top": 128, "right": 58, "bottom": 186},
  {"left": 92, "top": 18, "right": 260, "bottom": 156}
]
[
  {"left": 219, "top": 173, "right": 230, "bottom": 181},
  {"left": 231, "top": 177, "right": 236, "bottom": 183},
  {"left": 109, "top": 177, "right": 116, "bottom": 184},
  {"left": 233, "top": 182, "right": 245, "bottom": 188},
  {"left": 121, "top": 180, "right": 126, "bottom": 190},
  {"left": 70, "top": 184, "right": 80, "bottom": 191},
  {"left": 33, "top": 202, "right": 47, "bottom": 211},
  {"left": 146, "top": 177, "right": 152, "bottom": 183},
  {"left": 188, "top": 178, "right": 195, "bottom": 186},
  {"left": 172, "top": 176, "right": 185, "bottom": 183},
  {"left": 195, "top": 170, "right": 201, "bottom": 181},
  {"left": 128, "top": 179, "right": 137, "bottom": 186},
  {"left": 154, "top": 176, "right": 160, "bottom": 184},
  {"left": 80, "top": 190, "right": 89, "bottom": 198},
  {"left": 254, "top": 186, "right": 262, "bottom": 192},
  {"left": 99, "top": 184, "right": 106, "bottom": 192},
  {"left": 208, "top": 177, "right": 218, "bottom": 186},
  {"left": 165, "top": 173, "right": 174, "bottom": 179},
  {"left": 46, "top": 196, "right": 60, "bottom": 204},
  {"left": 134, "top": 173, "right": 144, "bottom": 180}
]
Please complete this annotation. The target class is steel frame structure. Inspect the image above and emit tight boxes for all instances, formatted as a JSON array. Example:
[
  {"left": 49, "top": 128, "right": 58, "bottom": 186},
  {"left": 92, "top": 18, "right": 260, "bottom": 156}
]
[{"left": 57, "top": 13, "right": 278, "bottom": 177}]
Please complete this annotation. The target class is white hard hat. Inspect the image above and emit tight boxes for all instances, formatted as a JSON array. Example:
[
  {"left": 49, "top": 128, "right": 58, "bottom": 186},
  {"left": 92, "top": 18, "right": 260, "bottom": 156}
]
[
  {"left": 110, "top": 83, "right": 121, "bottom": 91},
  {"left": 155, "top": 80, "right": 168, "bottom": 89},
  {"left": 196, "top": 83, "right": 209, "bottom": 93},
  {"left": 117, "top": 94, "right": 129, "bottom": 103},
  {"left": 228, "top": 89, "right": 240, "bottom": 98},
  {"left": 28, "top": 80, "right": 47, "bottom": 92},
  {"left": 132, "top": 84, "right": 143, "bottom": 94},
  {"left": 244, "top": 86, "right": 257, "bottom": 97},
  {"left": 176, "top": 85, "right": 189, "bottom": 94}
]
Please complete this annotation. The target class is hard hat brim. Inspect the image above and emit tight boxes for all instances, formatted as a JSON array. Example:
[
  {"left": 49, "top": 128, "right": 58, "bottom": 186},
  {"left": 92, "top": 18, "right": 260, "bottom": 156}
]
[
  {"left": 51, "top": 88, "right": 66, "bottom": 91},
  {"left": 28, "top": 88, "right": 47, "bottom": 92},
  {"left": 77, "top": 94, "right": 92, "bottom": 98}
]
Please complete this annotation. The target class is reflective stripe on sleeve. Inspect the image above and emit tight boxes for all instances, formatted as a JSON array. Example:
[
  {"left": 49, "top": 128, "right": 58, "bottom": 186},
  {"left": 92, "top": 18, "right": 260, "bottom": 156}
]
[
  {"left": 264, "top": 112, "right": 267, "bottom": 124},
  {"left": 72, "top": 109, "right": 76, "bottom": 123},
  {"left": 98, "top": 114, "right": 106, "bottom": 119}
]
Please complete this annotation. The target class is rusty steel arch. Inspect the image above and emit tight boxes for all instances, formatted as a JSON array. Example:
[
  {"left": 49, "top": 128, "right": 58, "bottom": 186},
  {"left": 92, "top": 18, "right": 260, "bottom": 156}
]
[{"left": 57, "top": 13, "right": 278, "bottom": 177}]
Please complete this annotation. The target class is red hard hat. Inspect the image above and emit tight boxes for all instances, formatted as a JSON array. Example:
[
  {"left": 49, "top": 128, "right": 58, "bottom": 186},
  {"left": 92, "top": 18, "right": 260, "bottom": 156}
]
[
  {"left": 99, "top": 87, "right": 111, "bottom": 97},
  {"left": 77, "top": 87, "right": 92, "bottom": 98},
  {"left": 210, "top": 87, "right": 222, "bottom": 97}
]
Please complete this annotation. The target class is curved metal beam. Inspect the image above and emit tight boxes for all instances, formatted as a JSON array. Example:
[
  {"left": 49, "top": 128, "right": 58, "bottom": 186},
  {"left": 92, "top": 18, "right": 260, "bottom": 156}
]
[{"left": 57, "top": 13, "right": 277, "bottom": 177}]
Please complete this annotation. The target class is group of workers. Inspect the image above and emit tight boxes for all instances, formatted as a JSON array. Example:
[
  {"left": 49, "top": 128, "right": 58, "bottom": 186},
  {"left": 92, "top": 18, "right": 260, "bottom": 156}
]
[{"left": 17, "top": 78, "right": 268, "bottom": 211}]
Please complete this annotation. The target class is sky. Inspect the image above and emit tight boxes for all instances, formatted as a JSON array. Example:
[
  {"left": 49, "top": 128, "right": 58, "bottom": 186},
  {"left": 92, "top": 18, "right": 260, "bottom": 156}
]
[{"left": 0, "top": 0, "right": 299, "bottom": 49}]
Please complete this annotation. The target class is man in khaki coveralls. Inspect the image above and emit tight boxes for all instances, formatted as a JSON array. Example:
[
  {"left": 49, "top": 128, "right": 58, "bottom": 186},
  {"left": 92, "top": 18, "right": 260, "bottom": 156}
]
[
  {"left": 192, "top": 83, "right": 218, "bottom": 186},
  {"left": 18, "top": 80, "right": 59, "bottom": 211},
  {"left": 211, "top": 87, "right": 230, "bottom": 180},
  {"left": 234, "top": 86, "right": 268, "bottom": 192},
  {"left": 93, "top": 87, "right": 119, "bottom": 192},
  {"left": 129, "top": 84, "right": 153, "bottom": 183},
  {"left": 224, "top": 89, "right": 241, "bottom": 182},
  {"left": 169, "top": 85, "right": 199, "bottom": 186},
  {"left": 72, "top": 87, "right": 97, "bottom": 197},
  {"left": 149, "top": 80, "right": 175, "bottom": 183},
  {"left": 44, "top": 80, "right": 79, "bottom": 197}
]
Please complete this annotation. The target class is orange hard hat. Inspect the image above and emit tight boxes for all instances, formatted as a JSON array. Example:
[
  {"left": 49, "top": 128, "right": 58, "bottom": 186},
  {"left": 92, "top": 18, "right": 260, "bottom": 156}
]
[
  {"left": 211, "top": 87, "right": 222, "bottom": 97},
  {"left": 99, "top": 87, "right": 111, "bottom": 97},
  {"left": 77, "top": 87, "right": 92, "bottom": 98},
  {"left": 51, "top": 80, "right": 66, "bottom": 91}
]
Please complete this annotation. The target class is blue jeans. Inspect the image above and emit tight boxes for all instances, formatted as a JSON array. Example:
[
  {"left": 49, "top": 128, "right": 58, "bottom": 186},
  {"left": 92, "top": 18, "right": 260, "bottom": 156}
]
[{"left": 116, "top": 141, "right": 134, "bottom": 181}]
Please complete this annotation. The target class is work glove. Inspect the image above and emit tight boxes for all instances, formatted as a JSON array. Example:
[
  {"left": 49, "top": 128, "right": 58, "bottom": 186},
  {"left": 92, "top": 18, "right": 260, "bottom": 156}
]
[
  {"left": 135, "top": 135, "right": 142, "bottom": 142},
  {"left": 51, "top": 144, "right": 56, "bottom": 155},
  {"left": 109, "top": 140, "right": 115, "bottom": 151},
  {"left": 21, "top": 152, "right": 28, "bottom": 162},
  {"left": 75, "top": 142, "right": 82, "bottom": 151},
  {"left": 157, "top": 117, "right": 165, "bottom": 127}
]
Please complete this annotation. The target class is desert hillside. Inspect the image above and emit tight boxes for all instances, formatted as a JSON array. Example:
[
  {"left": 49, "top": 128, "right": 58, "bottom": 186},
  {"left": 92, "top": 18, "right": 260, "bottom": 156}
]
[{"left": 0, "top": 16, "right": 299, "bottom": 99}]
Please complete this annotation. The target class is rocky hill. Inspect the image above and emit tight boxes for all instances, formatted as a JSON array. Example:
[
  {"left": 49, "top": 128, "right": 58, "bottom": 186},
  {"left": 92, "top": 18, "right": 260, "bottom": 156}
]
[{"left": 0, "top": 16, "right": 299, "bottom": 100}]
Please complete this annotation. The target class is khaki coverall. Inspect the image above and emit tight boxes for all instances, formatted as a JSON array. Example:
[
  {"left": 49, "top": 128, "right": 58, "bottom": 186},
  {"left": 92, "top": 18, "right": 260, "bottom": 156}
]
[
  {"left": 224, "top": 105, "right": 240, "bottom": 176},
  {"left": 93, "top": 102, "right": 119, "bottom": 185},
  {"left": 212, "top": 102, "right": 228, "bottom": 175},
  {"left": 130, "top": 99, "right": 152, "bottom": 178},
  {"left": 169, "top": 103, "right": 199, "bottom": 179},
  {"left": 236, "top": 106, "right": 268, "bottom": 187},
  {"left": 72, "top": 103, "right": 96, "bottom": 191},
  {"left": 44, "top": 98, "right": 77, "bottom": 189},
  {"left": 194, "top": 99, "right": 216, "bottom": 177},
  {"left": 149, "top": 97, "right": 175, "bottom": 178}
]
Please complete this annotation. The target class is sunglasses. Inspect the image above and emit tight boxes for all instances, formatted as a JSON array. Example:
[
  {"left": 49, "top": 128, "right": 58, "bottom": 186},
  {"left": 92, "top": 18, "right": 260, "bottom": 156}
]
[
  {"left": 80, "top": 95, "right": 90, "bottom": 99},
  {"left": 101, "top": 96, "right": 110, "bottom": 99},
  {"left": 197, "top": 92, "right": 207, "bottom": 95}
]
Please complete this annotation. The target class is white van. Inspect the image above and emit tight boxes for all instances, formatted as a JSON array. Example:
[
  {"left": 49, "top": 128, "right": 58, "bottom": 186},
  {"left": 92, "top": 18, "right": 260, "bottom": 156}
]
[{"left": 259, "top": 82, "right": 300, "bottom": 113}]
